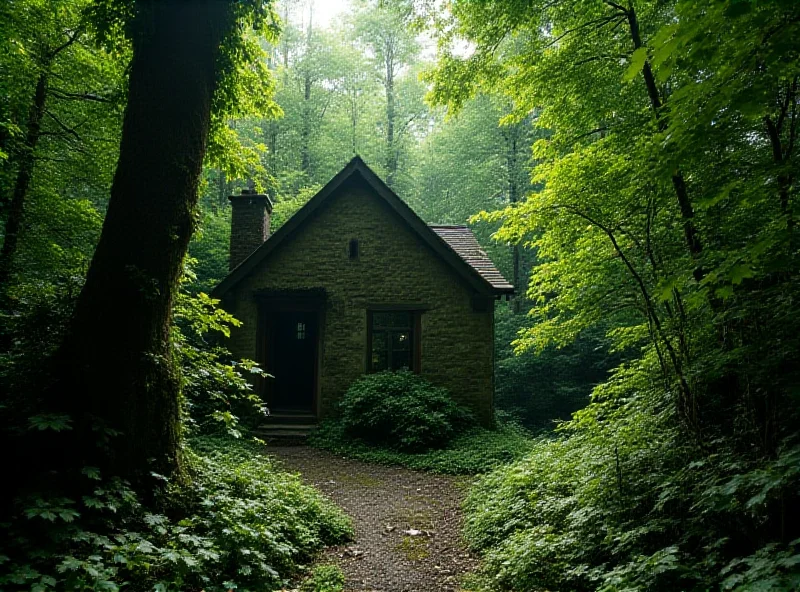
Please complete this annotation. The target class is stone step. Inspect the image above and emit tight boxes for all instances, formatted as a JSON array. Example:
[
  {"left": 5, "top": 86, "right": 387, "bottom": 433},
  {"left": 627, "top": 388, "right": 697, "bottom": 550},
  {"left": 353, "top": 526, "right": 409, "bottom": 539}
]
[
  {"left": 264, "top": 413, "right": 318, "bottom": 425},
  {"left": 259, "top": 424, "right": 318, "bottom": 433},
  {"left": 255, "top": 420, "right": 318, "bottom": 444}
]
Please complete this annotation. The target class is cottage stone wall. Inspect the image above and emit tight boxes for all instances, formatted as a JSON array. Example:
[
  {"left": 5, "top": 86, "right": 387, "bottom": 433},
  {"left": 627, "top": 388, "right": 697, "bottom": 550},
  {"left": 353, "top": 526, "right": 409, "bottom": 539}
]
[{"left": 223, "top": 181, "right": 495, "bottom": 424}]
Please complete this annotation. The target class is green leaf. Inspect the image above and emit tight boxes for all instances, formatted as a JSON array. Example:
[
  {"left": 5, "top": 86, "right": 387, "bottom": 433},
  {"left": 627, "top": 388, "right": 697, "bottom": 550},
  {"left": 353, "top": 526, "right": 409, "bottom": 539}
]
[
  {"left": 624, "top": 47, "right": 648, "bottom": 82},
  {"left": 729, "top": 263, "right": 754, "bottom": 285},
  {"left": 655, "top": 275, "right": 682, "bottom": 302},
  {"left": 82, "top": 466, "right": 102, "bottom": 480},
  {"left": 27, "top": 414, "right": 72, "bottom": 432}
]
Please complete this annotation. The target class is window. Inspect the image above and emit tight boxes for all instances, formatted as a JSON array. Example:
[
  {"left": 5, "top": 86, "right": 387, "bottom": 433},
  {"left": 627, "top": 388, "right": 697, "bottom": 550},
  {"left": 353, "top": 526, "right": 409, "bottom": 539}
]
[
  {"left": 348, "top": 238, "right": 359, "bottom": 260},
  {"left": 296, "top": 322, "right": 306, "bottom": 340},
  {"left": 368, "top": 311, "right": 418, "bottom": 372}
]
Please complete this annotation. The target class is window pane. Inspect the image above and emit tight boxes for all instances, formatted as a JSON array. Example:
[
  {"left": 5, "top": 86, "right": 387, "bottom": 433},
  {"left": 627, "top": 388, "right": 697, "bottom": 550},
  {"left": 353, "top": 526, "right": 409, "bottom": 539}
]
[
  {"left": 373, "top": 311, "right": 412, "bottom": 329},
  {"left": 371, "top": 330, "right": 388, "bottom": 371},
  {"left": 297, "top": 322, "right": 306, "bottom": 340}
]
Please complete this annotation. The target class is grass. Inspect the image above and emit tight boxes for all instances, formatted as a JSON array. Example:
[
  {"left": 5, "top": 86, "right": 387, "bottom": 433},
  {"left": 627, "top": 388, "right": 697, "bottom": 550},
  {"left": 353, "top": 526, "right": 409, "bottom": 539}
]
[
  {"left": 396, "top": 535, "right": 430, "bottom": 561},
  {"left": 308, "top": 415, "right": 534, "bottom": 475},
  {"left": 299, "top": 564, "right": 346, "bottom": 592}
]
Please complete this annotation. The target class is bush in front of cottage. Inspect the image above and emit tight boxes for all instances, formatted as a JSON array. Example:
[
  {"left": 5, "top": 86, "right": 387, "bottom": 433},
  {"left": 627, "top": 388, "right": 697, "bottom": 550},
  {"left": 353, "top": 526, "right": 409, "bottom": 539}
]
[{"left": 338, "top": 370, "right": 475, "bottom": 452}]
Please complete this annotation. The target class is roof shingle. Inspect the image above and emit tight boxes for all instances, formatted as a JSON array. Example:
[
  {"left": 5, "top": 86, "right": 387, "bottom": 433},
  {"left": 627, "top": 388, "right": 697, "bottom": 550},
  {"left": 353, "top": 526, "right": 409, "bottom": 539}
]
[{"left": 430, "top": 225, "right": 514, "bottom": 292}]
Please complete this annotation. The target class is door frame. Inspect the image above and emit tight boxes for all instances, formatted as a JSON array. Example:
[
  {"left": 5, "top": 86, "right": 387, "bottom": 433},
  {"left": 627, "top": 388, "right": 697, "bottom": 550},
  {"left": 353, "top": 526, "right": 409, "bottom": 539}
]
[{"left": 255, "top": 292, "right": 326, "bottom": 418}]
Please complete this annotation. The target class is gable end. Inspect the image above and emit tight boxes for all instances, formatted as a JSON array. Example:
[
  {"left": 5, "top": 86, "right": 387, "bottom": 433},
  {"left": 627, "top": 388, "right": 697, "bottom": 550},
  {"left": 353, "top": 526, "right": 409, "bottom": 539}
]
[{"left": 212, "top": 156, "right": 513, "bottom": 298}]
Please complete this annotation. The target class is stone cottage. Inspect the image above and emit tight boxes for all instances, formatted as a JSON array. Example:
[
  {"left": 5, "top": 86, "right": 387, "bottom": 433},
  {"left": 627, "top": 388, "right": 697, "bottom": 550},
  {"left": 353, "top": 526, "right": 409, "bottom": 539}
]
[{"left": 212, "top": 157, "right": 513, "bottom": 430}]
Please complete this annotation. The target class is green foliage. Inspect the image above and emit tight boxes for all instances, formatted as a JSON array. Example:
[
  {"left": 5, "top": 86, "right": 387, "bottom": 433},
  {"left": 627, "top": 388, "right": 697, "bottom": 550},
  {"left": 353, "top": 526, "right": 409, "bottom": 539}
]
[
  {"left": 271, "top": 183, "right": 320, "bottom": 231},
  {"left": 174, "top": 263, "right": 267, "bottom": 438},
  {"left": 335, "top": 370, "right": 475, "bottom": 452},
  {"left": 300, "top": 564, "right": 346, "bottom": 592},
  {"left": 0, "top": 437, "right": 352, "bottom": 592},
  {"left": 463, "top": 363, "right": 800, "bottom": 590},
  {"left": 494, "top": 305, "right": 617, "bottom": 430},
  {"left": 310, "top": 413, "right": 533, "bottom": 475},
  {"left": 0, "top": 0, "right": 125, "bottom": 285},
  {"left": 428, "top": 0, "right": 800, "bottom": 589},
  {"left": 187, "top": 209, "right": 231, "bottom": 294}
]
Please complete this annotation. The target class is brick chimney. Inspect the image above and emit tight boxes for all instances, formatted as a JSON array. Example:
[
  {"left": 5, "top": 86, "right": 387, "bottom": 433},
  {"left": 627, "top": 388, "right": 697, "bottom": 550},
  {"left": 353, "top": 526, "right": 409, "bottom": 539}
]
[{"left": 228, "top": 189, "right": 273, "bottom": 270}]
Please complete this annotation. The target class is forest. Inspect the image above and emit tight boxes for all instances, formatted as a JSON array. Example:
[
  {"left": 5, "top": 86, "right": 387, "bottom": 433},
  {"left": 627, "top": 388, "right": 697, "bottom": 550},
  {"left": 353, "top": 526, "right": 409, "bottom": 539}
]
[{"left": 1, "top": 0, "right": 798, "bottom": 590}]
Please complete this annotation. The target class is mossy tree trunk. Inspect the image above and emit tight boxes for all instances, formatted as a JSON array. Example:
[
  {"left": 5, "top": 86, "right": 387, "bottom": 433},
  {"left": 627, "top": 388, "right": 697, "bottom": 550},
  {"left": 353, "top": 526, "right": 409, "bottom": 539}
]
[{"left": 56, "top": 0, "right": 233, "bottom": 480}]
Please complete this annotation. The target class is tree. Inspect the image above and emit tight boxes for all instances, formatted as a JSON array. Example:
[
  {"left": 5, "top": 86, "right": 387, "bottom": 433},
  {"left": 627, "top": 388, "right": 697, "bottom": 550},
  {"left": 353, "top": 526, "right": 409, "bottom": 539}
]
[
  {"left": 0, "top": 0, "right": 122, "bottom": 290},
  {"left": 353, "top": 0, "right": 418, "bottom": 187},
  {"left": 51, "top": 0, "right": 279, "bottom": 480},
  {"left": 427, "top": 0, "right": 800, "bottom": 587}
]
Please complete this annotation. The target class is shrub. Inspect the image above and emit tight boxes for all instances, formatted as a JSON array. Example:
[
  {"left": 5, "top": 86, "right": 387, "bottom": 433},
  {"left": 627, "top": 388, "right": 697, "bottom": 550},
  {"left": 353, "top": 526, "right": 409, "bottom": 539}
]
[
  {"left": 337, "top": 370, "right": 475, "bottom": 452},
  {"left": 174, "top": 262, "right": 268, "bottom": 438}
]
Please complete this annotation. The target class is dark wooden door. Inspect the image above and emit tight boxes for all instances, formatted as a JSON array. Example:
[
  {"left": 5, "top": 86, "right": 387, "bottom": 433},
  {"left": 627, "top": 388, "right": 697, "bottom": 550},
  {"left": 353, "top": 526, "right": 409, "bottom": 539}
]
[{"left": 267, "top": 311, "right": 318, "bottom": 413}]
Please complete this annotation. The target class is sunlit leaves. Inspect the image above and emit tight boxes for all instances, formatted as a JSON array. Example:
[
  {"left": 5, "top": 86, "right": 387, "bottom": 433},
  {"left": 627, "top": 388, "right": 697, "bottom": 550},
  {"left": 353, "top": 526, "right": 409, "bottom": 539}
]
[
  {"left": 623, "top": 47, "right": 648, "bottom": 82},
  {"left": 431, "top": 0, "right": 800, "bottom": 589}
]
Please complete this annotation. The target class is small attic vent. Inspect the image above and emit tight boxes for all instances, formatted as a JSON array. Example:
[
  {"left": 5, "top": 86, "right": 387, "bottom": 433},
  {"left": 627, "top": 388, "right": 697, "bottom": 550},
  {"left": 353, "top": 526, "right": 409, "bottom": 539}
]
[{"left": 348, "top": 238, "right": 359, "bottom": 260}]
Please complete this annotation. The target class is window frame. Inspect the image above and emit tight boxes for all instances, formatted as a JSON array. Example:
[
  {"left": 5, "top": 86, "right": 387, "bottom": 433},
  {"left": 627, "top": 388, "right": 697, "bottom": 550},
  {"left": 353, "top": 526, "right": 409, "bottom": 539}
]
[{"left": 366, "top": 308, "right": 422, "bottom": 373}]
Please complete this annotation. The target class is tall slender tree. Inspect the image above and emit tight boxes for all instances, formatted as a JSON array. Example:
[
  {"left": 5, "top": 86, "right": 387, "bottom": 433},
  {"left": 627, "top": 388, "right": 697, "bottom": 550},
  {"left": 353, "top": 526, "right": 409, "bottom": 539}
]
[
  {"left": 0, "top": 0, "right": 117, "bottom": 289},
  {"left": 353, "top": 1, "right": 418, "bottom": 187}
]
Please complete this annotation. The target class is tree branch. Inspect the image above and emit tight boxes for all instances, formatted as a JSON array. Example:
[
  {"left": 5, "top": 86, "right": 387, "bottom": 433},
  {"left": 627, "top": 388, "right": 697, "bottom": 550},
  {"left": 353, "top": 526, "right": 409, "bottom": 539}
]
[
  {"left": 565, "top": 127, "right": 608, "bottom": 144},
  {"left": 543, "top": 15, "right": 625, "bottom": 49},
  {"left": 602, "top": 0, "right": 629, "bottom": 14},
  {"left": 552, "top": 202, "right": 698, "bottom": 430},
  {"left": 50, "top": 88, "right": 112, "bottom": 103},
  {"left": 574, "top": 53, "right": 628, "bottom": 67},
  {"left": 44, "top": 110, "right": 82, "bottom": 143},
  {"left": 48, "top": 27, "right": 84, "bottom": 59}
]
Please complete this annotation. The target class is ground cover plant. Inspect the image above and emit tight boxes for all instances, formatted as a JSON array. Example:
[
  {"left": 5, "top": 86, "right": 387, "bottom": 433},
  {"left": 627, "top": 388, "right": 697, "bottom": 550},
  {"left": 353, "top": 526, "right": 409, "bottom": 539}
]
[
  {"left": 1, "top": 436, "right": 352, "bottom": 591},
  {"left": 462, "top": 367, "right": 800, "bottom": 591},
  {"left": 0, "top": 282, "right": 352, "bottom": 590},
  {"left": 311, "top": 410, "right": 533, "bottom": 475},
  {"left": 299, "top": 564, "right": 346, "bottom": 592}
]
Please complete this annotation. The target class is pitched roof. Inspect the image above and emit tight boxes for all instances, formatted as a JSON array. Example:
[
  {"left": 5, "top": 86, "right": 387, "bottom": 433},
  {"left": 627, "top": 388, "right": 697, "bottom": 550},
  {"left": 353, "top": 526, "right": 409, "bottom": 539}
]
[
  {"left": 212, "top": 156, "right": 513, "bottom": 297},
  {"left": 430, "top": 225, "right": 514, "bottom": 292}
]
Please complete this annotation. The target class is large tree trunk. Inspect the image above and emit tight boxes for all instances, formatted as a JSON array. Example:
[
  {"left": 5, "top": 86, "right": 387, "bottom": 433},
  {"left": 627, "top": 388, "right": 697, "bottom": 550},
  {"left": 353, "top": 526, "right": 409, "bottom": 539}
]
[
  {"left": 55, "top": 1, "right": 232, "bottom": 480},
  {"left": 300, "top": 6, "right": 313, "bottom": 176},
  {"left": 0, "top": 70, "right": 49, "bottom": 289}
]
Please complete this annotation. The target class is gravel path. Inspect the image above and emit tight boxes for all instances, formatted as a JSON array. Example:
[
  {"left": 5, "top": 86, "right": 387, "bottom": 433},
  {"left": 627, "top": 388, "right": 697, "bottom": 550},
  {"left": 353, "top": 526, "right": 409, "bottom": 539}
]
[{"left": 267, "top": 446, "right": 479, "bottom": 592}]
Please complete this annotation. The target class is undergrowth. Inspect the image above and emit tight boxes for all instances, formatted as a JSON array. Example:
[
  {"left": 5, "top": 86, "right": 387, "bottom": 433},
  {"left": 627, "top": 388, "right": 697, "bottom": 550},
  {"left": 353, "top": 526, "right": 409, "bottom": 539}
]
[
  {"left": 309, "top": 415, "right": 534, "bottom": 475},
  {"left": 460, "top": 359, "right": 800, "bottom": 591},
  {"left": 0, "top": 437, "right": 352, "bottom": 591},
  {"left": 299, "top": 564, "right": 345, "bottom": 592}
]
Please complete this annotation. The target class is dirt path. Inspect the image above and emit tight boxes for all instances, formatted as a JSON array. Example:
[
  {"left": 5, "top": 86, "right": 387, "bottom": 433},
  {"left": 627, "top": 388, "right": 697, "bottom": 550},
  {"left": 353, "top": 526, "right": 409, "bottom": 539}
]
[{"left": 268, "top": 446, "right": 479, "bottom": 592}]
